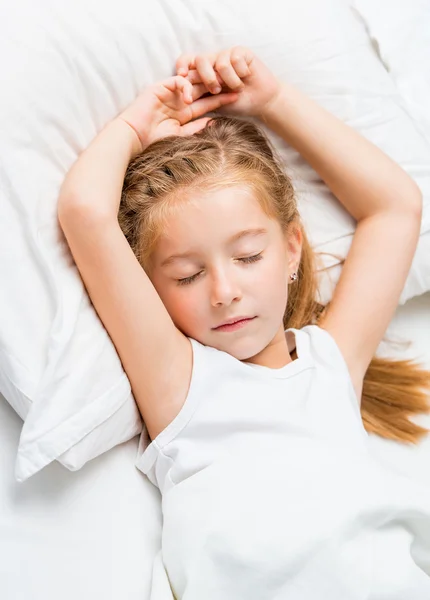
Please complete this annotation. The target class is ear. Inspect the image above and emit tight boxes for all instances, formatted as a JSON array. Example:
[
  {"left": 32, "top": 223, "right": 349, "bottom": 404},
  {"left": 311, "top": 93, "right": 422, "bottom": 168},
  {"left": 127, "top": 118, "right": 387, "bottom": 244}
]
[{"left": 284, "top": 221, "right": 303, "bottom": 277}]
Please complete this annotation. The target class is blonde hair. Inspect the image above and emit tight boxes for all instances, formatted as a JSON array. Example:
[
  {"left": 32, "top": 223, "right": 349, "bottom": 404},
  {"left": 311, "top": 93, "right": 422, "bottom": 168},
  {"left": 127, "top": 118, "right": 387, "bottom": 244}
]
[{"left": 119, "top": 116, "right": 430, "bottom": 444}]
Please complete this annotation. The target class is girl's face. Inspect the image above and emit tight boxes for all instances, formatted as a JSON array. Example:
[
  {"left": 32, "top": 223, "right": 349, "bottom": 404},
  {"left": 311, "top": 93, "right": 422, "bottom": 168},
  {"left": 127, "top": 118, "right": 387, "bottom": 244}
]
[{"left": 149, "top": 185, "right": 302, "bottom": 364}]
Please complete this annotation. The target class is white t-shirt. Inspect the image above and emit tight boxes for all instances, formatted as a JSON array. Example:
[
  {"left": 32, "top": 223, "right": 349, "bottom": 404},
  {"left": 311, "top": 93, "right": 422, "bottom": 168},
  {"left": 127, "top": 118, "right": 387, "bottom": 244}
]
[{"left": 136, "top": 325, "right": 430, "bottom": 599}]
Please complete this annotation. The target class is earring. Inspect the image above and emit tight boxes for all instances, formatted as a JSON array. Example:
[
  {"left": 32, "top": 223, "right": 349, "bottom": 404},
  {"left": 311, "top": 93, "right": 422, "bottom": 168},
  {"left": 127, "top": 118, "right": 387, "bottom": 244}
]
[{"left": 289, "top": 271, "right": 298, "bottom": 282}]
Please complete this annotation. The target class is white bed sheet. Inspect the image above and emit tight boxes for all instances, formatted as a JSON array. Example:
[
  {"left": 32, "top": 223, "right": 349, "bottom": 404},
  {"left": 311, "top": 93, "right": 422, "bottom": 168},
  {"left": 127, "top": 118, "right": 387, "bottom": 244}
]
[
  {"left": 1, "top": 293, "right": 429, "bottom": 600},
  {"left": 0, "top": 405, "right": 162, "bottom": 600}
]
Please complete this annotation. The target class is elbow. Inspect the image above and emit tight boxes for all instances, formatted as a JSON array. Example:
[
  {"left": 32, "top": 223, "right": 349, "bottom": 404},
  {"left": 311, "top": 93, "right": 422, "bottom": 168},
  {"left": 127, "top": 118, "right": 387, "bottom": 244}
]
[
  {"left": 58, "top": 195, "right": 78, "bottom": 225},
  {"left": 386, "top": 181, "right": 423, "bottom": 221},
  {"left": 399, "top": 185, "right": 423, "bottom": 244},
  {"left": 393, "top": 176, "right": 423, "bottom": 217},
  {"left": 58, "top": 196, "right": 115, "bottom": 229},
  {"left": 409, "top": 183, "right": 423, "bottom": 220},
  {"left": 396, "top": 182, "right": 423, "bottom": 234}
]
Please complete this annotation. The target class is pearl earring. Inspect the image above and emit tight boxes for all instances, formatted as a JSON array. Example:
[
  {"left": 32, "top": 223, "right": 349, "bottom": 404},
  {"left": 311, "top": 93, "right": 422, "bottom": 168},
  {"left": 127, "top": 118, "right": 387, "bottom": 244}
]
[{"left": 289, "top": 271, "right": 298, "bottom": 282}]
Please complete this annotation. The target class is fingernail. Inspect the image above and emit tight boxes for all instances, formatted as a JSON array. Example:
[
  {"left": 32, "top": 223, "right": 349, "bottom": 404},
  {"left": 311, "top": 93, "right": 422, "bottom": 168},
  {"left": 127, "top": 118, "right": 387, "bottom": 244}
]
[
  {"left": 178, "top": 68, "right": 187, "bottom": 76},
  {"left": 213, "top": 85, "right": 222, "bottom": 94}
]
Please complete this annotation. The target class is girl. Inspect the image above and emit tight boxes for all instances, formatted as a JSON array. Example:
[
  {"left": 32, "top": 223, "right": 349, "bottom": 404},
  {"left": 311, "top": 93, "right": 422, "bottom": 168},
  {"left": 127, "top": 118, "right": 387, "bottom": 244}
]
[{"left": 58, "top": 47, "right": 430, "bottom": 598}]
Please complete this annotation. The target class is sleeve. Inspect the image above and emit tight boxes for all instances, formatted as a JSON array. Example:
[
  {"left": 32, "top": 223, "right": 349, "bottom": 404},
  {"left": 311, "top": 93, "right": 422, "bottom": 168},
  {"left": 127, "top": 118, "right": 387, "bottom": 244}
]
[
  {"left": 134, "top": 337, "right": 220, "bottom": 492},
  {"left": 305, "top": 325, "right": 368, "bottom": 440}
]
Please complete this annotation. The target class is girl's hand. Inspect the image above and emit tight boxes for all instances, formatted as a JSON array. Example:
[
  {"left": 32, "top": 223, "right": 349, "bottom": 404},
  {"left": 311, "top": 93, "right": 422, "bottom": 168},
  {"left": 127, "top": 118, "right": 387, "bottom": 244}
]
[
  {"left": 175, "top": 46, "right": 282, "bottom": 119},
  {"left": 118, "top": 75, "right": 239, "bottom": 152}
]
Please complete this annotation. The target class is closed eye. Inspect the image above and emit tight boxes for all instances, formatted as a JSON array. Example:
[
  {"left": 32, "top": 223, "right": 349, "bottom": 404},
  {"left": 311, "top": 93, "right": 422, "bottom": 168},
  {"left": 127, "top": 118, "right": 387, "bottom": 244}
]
[{"left": 176, "top": 253, "right": 263, "bottom": 286}]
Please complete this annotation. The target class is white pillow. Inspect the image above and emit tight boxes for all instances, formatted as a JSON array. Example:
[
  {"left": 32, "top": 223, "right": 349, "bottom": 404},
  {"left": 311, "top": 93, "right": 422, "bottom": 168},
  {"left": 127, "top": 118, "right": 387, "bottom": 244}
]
[
  {"left": 1, "top": 0, "right": 429, "bottom": 482},
  {"left": 351, "top": 0, "right": 430, "bottom": 145}
]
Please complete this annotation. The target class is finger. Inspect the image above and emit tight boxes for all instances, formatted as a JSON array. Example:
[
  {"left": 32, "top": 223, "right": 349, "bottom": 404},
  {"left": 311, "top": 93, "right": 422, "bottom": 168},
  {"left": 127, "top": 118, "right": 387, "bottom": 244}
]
[
  {"left": 181, "top": 117, "right": 212, "bottom": 136},
  {"left": 189, "top": 91, "right": 239, "bottom": 120},
  {"left": 175, "top": 54, "right": 195, "bottom": 77},
  {"left": 176, "top": 76, "right": 194, "bottom": 104},
  {"left": 215, "top": 49, "right": 244, "bottom": 92},
  {"left": 190, "top": 82, "right": 212, "bottom": 101},
  {"left": 163, "top": 76, "right": 194, "bottom": 103},
  {"left": 195, "top": 54, "right": 222, "bottom": 94},
  {"left": 186, "top": 69, "right": 223, "bottom": 87},
  {"left": 230, "top": 46, "right": 253, "bottom": 78},
  {"left": 162, "top": 76, "right": 217, "bottom": 105}
]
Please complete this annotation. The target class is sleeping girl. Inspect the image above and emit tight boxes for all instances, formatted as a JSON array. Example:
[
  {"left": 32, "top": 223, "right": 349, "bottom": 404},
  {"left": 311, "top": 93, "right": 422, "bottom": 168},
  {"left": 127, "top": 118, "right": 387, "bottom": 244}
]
[{"left": 58, "top": 46, "right": 430, "bottom": 598}]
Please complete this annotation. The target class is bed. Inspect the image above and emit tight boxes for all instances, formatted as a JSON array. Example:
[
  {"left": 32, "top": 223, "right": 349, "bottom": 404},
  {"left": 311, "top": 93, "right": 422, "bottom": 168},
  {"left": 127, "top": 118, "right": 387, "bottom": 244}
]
[{"left": 1, "top": 0, "right": 429, "bottom": 598}]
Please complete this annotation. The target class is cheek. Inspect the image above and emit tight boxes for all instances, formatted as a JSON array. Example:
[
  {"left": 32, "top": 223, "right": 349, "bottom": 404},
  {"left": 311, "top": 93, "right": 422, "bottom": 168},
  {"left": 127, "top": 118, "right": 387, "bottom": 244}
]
[
  {"left": 259, "top": 254, "right": 288, "bottom": 295},
  {"left": 257, "top": 256, "right": 289, "bottom": 313},
  {"left": 161, "top": 287, "right": 205, "bottom": 333}
]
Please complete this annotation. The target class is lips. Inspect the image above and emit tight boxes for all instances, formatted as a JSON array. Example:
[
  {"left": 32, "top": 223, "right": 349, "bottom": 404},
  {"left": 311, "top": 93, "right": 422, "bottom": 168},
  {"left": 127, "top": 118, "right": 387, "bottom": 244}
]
[{"left": 213, "top": 316, "right": 255, "bottom": 330}]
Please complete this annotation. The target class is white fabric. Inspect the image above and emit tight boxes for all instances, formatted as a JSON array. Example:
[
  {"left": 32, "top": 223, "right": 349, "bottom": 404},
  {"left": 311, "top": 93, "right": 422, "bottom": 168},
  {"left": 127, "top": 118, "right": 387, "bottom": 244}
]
[
  {"left": 138, "top": 326, "right": 366, "bottom": 493},
  {"left": 1, "top": 293, "right": 429, "bottom": 600},
  {"left": 1, "top": 0, "right": 430, "bottom": 483},
  {"left": 351, "top": 0, "right": 430, "bottom": 145},
  {"left": 138, "top": 325, "right": 430, "bottom": 598},
  {"left": 0, "top": 397, "right": 162, "bottom": 600}
]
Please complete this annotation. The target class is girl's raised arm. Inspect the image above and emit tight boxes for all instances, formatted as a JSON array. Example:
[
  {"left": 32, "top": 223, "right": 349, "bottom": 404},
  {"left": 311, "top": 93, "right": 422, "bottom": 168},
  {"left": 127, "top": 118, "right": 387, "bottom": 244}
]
[
  {"left": 179, "top": 47, "right": 423, "bottom": 402},
  {"left": 57, "top": 78, "right": 238, "bottom": 439},
  {"left": 262, "top": 82, "right": 422, "bottom": 401}
]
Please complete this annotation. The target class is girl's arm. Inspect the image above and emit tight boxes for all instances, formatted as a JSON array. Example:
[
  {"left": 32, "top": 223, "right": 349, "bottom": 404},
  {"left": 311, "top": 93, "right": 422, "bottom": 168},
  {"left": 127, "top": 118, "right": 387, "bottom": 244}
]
[
  {"left": 261, "top": 82, "right": 422, "bottom": 225},
  {"left": 59, "top": 118, "right": 141, "bottom": 217},
  {"left": 58, "top": 78, "right": 238, "bottom": 439},
  {"left": 59, "top": 77, "right": 237, "bottom": 218},
  {"left": 178, "top": 48, "right": 422, "bottom": 401},
  {"left": 58, "top": 120, "right": 193, "bottom": 441},
  {"left": 262, "top": 83, "right": 422, "bottom": 400}
]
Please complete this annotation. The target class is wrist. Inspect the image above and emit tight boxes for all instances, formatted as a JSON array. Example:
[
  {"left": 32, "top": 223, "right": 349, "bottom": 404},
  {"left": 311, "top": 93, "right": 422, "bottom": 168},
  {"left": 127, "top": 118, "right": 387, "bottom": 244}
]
[
  {"left": 260, "top": 83, "right": 296, "bottom": 127},
  {"left": 59, "top": 117, "right": 143, "bottom": 219},
  {"left": 114, "top": 117, "right": 145, "bottom": 158}
]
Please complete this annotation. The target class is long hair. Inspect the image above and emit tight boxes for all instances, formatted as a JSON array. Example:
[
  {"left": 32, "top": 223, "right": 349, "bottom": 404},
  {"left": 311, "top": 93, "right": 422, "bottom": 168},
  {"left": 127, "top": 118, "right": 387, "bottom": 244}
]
[{"left": 118, "top": 116, "right": 430, "bottom": 443}]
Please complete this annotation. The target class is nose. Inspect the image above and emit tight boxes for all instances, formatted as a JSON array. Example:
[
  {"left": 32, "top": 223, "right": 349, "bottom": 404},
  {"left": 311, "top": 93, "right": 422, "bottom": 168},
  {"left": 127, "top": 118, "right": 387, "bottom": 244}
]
[{"left": 210, "top": 267, "right": 242, "bottom": 307}]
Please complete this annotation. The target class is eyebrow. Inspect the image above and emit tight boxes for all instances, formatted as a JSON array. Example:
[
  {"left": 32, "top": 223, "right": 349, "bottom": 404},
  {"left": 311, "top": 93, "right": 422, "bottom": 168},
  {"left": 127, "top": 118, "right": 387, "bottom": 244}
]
[{"left": 160, "top": 227, "right": 268, "bottom": 267}]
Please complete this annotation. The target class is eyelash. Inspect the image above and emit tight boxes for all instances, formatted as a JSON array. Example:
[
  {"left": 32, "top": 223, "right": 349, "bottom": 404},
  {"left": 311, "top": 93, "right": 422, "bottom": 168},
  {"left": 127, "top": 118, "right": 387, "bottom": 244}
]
[{"left": 176, "top": 253, "right": 264, "bottom": 286}]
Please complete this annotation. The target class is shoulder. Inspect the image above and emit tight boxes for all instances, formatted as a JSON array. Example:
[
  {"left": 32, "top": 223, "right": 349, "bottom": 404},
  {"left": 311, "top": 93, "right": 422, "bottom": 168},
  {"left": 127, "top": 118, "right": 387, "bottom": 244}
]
[
  {"left": 298, "top": 324, "right": 363, "bottom": 404},
  {"left": 149, "top": 337, "right": 240, "bottom": 443},
  {"left": 299, "top": 324, "right": 345, "bottom": 364},
  {"left": 135, "top": 338, "right": 256, "bottom": 492},
  {"left": 189, "top": 336, "right": 237, "bottom": 374}
]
